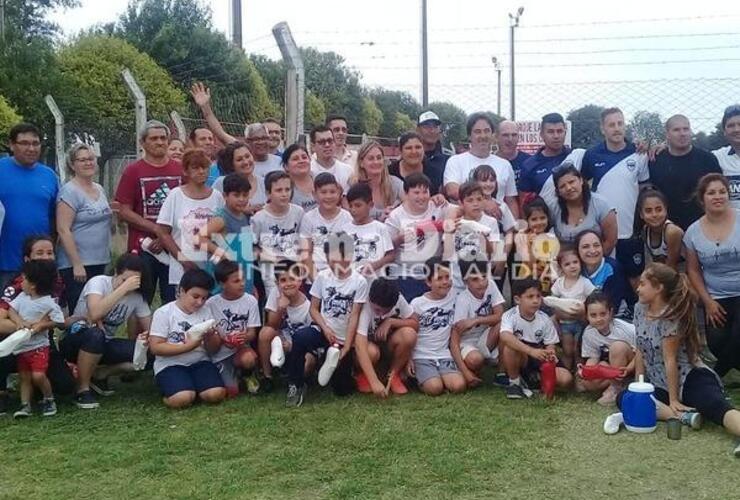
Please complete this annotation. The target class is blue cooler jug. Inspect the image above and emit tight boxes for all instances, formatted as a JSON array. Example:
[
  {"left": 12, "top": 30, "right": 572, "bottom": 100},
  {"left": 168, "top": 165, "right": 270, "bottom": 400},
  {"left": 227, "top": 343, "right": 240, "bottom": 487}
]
[{"left": 622, "top": 375, "right": 657, "bottom": 433}]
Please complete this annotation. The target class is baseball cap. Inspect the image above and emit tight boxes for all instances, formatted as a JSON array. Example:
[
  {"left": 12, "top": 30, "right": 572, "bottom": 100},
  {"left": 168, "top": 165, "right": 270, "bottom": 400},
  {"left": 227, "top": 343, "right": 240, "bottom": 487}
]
[{"left": 418, "top": 111, "right": 441, "bottom": 125}]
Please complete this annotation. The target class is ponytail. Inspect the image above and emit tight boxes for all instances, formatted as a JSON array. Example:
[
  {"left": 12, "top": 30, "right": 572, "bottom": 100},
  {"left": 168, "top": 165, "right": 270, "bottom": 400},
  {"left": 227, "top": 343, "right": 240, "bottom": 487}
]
[{"left": 643, "top": 263, "right": 700, "bottom": 363}]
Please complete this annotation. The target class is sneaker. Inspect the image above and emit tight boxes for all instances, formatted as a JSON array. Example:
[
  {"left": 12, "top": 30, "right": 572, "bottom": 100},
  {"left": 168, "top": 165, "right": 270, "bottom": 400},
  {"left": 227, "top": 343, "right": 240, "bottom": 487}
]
[
  {"left": 75, "top": 390, "right": 100, "bottom": 409},
  {"left": 318, "top": 345, "right": 340, "bottom": 387},
  {"left": 270, "top": 336, "right": 285, "bottom": 368},
  {"left": 245, "top": 374, "right": 260, "bottom": 395},
  {"left": 597, "top": 384, "right": 620, "bottom": 407},
  {"left": 285, "top": 383, "right": 305, "bottom": 408},
  {"left": 733, "top": 440, "right": 740, "bottom": 458},
  {"left": 90, "top": 378, "right": 115, "bottom": 397},
  {"left": 389, "top": 373, "right": 408, "bottom": 395},
  {"left": 355, "top": 372, "right": 372, "bottom": 393},
  {"left": 41, "top": 398, "right": 57, "bottom": 417},
  {"left": 0, "top": 393, "right": 9, "bottom": 416},
  {"left": 259, "top": 376, "right": 275, "bottom": 394},
  {"left": 681, "top": 411, "right": 702, "bottom": 430},
  {"left": 13, "top": 403, "right": 32, "bottom": 419},
  {"left": 519, "top": 379, "right": 534, "bottom": 398},
  {"left": 493, "top": 373, "right": 509, "bottom": 387},
  {"left": 603, "top": 412, "right": 624, "bottom": 435},
  {"left": 506, "top": 383, "right": 526, "bottom": 400}
]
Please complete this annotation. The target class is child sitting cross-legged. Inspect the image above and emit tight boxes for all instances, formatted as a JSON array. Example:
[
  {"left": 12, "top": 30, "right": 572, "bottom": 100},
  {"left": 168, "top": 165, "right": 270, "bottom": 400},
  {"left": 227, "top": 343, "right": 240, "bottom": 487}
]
[{"left": 500, "top": 278, "right": 573, "bottom": 399}]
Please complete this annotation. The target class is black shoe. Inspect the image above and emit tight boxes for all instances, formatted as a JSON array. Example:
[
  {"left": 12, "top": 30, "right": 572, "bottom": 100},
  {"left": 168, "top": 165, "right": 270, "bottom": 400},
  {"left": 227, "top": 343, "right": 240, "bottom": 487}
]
[
  {"left": 90, "top": 378, "right": 115, "bottom": 397},
  {"left": 260, "top": 377, "right": 275, "bottom": 394},
  {"left": 75, "top": 390, "right": 100, "bottom": 409},
  {"left": 0, "top": 393, "right": 9, "bottom": 416},
  {"left": 506, "top": 384, "right": 525, "bottom": 399}
]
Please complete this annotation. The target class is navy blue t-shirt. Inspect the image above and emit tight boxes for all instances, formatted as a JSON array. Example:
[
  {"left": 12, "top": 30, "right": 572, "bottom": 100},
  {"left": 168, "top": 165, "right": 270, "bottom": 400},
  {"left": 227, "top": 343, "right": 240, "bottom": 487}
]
[
  {"left": 508, "top": 150, "right": 532, "bottom": 191},
  {"left": 582, "top": 142, "right": 636, "bottom": 190},
  {"left": 519, "top": 147, "right": 570, "bottom": 194}
]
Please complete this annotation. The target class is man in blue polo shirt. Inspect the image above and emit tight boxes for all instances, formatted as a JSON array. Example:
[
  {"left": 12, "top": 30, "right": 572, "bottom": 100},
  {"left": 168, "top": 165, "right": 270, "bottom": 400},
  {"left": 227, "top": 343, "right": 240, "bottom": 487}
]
[
  {"left": 0, "top": 123, "right": 59, "bottom": 287},
  {"left": 582, "top": 107, "right": 650, "bottom": 279},
  {"left": 495, "top": 120, "right": 531, "bottom": 190},
  {"left": 519, "top": 113, "right": 584, "bottom": 205}
]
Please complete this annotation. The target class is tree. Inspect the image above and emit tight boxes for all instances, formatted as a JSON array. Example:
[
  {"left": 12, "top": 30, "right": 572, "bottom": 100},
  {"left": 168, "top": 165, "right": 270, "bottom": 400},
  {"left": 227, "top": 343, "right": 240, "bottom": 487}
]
[
  {"left": 1, "top": 0, "right": 79, "bottom": 38},
  {"left": 567, "top": 104, "right": 605, "bottom": 149},
  {"left": 304, "top": 91, "right": 326, "bottom": 129},
  {"left": 360, "top": 97, "right": 383, "bottom": 137},
  {"left": 249, "top": 55, "right": 286, "bottom": 112},
  {"left": 113, "top": 0, "right": 279, "bottom": 123},
  {"left": 369, "top": 88, "right": 422, "bottom": 137},
  {"left": 627, "top": 111, "right": 664, "bottom": 144},
  {"left": 0, "top": 96, "right": 23, "bottom": 147},
  {"left": 393, "top": 112, "right": 416, "bottom": 136},
  {"left": 57, "top": 35, "right": 187, "bottom": 160},
  {"left": 693, "top": 123, "right": 727, "bottom": 151},
  {"left": 428, "top": 101, "right": 467, "bottom": 145}
]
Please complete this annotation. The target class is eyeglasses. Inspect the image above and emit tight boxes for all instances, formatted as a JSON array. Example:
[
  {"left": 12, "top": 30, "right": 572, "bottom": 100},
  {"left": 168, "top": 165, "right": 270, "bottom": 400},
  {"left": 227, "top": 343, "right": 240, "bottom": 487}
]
[
  {"left": 14, "top": 140, "right": 41, "bottom": 148},
  {"left": 315, "top": 138, "right": 335, "bottom": 146},
  {"left": 74, "top": 157, "right": 96, "bottom": 164},
  {"left": 248, "top": 137, "right": 269, "bottom": 143}
]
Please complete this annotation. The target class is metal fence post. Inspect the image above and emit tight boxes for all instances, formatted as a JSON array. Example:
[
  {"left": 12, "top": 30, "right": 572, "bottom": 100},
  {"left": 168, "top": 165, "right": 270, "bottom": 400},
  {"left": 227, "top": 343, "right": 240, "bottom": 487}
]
[
  {"left": 122, "top": 68, "right": 147, "bottom": 159},
  {"left": 273, "top": 22, "right": 304, "bottom": 145},
  {"left": 44, "top": 95, "right": 66, "bottom": 183}
]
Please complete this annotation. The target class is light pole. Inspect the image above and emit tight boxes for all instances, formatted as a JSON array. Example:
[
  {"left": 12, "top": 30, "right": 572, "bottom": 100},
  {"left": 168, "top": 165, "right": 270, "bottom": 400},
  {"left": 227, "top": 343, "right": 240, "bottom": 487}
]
[
  {"left": 508, "top": 7, "right": 524, "bottom": 120},
  {"left": 420, "top": 0, "right": 429, "bottom": 107},
  {"left": 492, "top": 57, "right": 502, "bottom": 117}
]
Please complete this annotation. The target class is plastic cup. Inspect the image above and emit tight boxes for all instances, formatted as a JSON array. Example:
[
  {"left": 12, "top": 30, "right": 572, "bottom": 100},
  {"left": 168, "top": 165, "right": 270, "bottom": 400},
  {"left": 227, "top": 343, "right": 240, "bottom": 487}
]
[{"left": 667, "top": 418, "right": 682, "bottom": 440}]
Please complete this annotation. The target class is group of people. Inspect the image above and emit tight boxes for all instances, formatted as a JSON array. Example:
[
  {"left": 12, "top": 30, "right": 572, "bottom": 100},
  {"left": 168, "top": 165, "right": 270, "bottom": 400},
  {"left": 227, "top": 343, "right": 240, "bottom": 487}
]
[{"left": 1, "top": 87, "right": 739, "bottom": 455}]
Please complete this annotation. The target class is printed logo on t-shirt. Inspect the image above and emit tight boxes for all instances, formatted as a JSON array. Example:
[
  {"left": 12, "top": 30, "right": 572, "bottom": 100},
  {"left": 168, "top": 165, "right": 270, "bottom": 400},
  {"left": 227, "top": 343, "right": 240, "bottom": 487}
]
[
  {"left": 170, "top": 321, "right": 191, "bottom": 344},
  {"left": 265, "top": 223, "right": 299, "bottom": 254},
  {"left": 626, "top": 159, "right": 637, "bottom": 172},
  {"left": 353, "top": 234, "right": 380, "bottom": 262},
  {"left": 474, "top": 295, "right": 493, "bottom": 317},
  {"left": 139, "top": 177, "right": 181, "bottom": 220},
  {"left": 419, "top": 306, "right": 453, "bottom": 330},
  {"left": 103, "top": 303, "right": 129, "bottom": 330},
  {"left": 322, "top": 287, "right": 356, "bottom": 318},
  {"left": 180, "top": 207, "right": 217, "bottom": 251},
  {"left": 216, "top": 308, "right": 251, "bottom": 333}
]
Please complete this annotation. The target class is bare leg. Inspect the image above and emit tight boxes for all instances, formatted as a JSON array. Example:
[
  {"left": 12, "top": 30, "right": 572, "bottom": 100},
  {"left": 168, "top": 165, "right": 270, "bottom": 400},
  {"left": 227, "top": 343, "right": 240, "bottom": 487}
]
[
  {"left": 257, "top": 327, "right": 278, "bottom": 378},
  {"left": 77, "top": 350, "right": 103, "bottom": 392},
  {"left": 19, "top": 371, "right": 32, "bottom": 404},
  {"left": 388, "top": 327, "right": 416, "bottom": 376}
]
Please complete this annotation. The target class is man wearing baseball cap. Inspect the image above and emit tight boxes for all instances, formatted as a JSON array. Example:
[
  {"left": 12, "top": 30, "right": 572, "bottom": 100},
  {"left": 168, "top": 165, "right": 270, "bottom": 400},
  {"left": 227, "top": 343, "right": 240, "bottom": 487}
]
[{"left": 416, "top": 111, "right": 448, "bottom": 194}]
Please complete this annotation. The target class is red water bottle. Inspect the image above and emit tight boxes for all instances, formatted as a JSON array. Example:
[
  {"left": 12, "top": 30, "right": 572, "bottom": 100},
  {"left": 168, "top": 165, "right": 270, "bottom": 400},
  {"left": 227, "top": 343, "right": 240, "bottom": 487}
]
[
  {"left": 579, "top": 364, "right": 623, "bottom": 380},
  {"left": 540, "top": 360, "right": 556, "bottom": 400},
  {"left": 415, "top": 219, "right": 445, "bottom": 236}
]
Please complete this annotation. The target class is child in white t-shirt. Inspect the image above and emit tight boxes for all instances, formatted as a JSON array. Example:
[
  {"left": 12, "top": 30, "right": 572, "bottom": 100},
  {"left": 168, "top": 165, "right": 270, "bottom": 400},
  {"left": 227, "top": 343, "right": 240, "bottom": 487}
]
[
  {"left": 284, "top": 233, "right": 369, "bottom": 407},
  {"left": 500, "top": 278, "right": 573, "bottom": 400},
  {"left": 206, "top": 260, "right": 261, "bottom": 397},
  {"left": 450, "top": 259, "right": 505, "bottom": 388},
  {"left": 257, "top": 259, "right": 313, "bottom": 393},
  {"left": 344, "top": 183, "right": 394, "bottom": 281},
  {"left": 355, "top": 278, "right": 418, "bottom": 398},
  {"left": 409, "top": 257, "right": 466, "bottom": 396},
  {"left": 149, "top": 269, "right": 226, "bottom": 409},
  {"left": 578, "top": 291, "right": 635, "bottom": 406},
  {"left": 7, "top": 260, "right": 65, "bottom": 418},
  {"left": 549, "top": 246, "right": 596, "bottom": 370}
]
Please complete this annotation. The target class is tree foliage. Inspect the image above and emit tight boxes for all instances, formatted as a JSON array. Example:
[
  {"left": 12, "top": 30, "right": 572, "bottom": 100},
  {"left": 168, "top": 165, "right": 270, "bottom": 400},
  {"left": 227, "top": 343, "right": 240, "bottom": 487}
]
[
  {"left": 693, "top": 123, "right": 727, "bottom": 151},
  {"left": 2, "top": 0, "right": 79, "bottom": 38},
  {"left": 360, "top": 97, "right": 383, "bottom": 137},
  {"left": 0, "top": 95, "right": 23, "bottom": 147},
  {"left": 567, "top": 104, "right": 605, "bottom": 149},
  {"left": 627, "top": 111, "right": 664, "bottom": 144},
  {"left": 304, "top": 90, "right": 327, "bottom": 129},
  {"left": 428, "top": 101, "right": 467, "bottom": 144},
  {"left": 369, "top": 88, "right": 422, "bottom": 137}
]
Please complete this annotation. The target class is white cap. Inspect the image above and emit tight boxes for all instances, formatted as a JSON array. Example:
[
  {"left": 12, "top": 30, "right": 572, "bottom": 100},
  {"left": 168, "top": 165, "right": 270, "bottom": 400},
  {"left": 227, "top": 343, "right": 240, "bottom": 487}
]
[{"left": 418, "top": 111, "right": 441, "bottom": 125}]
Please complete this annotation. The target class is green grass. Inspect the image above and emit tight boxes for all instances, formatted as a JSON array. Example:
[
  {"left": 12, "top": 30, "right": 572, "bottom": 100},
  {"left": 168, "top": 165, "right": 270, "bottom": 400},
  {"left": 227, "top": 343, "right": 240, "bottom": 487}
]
[{"left": 1, "top": 376, "right": 739, "bottom": 500}]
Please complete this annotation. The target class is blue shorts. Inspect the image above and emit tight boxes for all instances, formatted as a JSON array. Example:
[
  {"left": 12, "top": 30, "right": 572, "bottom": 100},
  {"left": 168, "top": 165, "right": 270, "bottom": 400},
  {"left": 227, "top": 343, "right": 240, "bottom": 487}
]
[
  {"left": 155, "top": 361, "right": 224, "bottom": 398},
  {"left": 559, "top": 321, "right": 585, "bottom": 339}
]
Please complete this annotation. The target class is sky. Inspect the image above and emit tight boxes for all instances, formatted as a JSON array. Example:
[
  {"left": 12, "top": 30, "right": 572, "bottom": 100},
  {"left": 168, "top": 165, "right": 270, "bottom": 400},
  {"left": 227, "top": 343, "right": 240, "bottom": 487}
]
[{"left": 50, "top": 0, "right": 740, "bottom": 131}]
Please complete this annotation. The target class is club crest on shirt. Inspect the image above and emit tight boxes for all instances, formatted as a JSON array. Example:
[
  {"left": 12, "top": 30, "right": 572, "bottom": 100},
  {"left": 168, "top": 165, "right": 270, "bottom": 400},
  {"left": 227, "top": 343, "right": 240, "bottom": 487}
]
[
  {"left": 323, "top": 287, "right": 356, "bottom": 318},
  {"left": 626, "top": 159, "right": 637, "bottom": 171},
  {"left": 352, "top": 234, "right": 379, "bottom": 262},
  {"left": 264, "top": 223, "right": 298, "bottom": 254},
  {"left": 169, "top": 321, "right": 191, "bottom": 344},
  {"left": 419, "top": 306, "right": 453, "bottom": 330}
]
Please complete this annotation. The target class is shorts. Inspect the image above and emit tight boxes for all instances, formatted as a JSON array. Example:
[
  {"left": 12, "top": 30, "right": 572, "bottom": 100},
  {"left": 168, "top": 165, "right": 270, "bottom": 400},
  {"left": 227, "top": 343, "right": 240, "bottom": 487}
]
[
  {"left": 414, "top": 358, "right": 460, "bottom": 385},
  {"left": 616, "top": 238, "right": 645, "bottom": 278},
  {"left": 17, "top": 346, "right": 50, "bottom": 373},
  {"left": 460, "top": 334, "right": 498, "bottom": 362},
  {"left": 559, "top": 320, "right": 585, "bottom": 339},
  {"left": 155, "top": 361, "right": 225, "bottom": 398},
  {"left": 214, "top": 357, "right": 240, "bottom": 397},
  {"left": 598, "top": 345, "right": 611, "bottom": 363}
]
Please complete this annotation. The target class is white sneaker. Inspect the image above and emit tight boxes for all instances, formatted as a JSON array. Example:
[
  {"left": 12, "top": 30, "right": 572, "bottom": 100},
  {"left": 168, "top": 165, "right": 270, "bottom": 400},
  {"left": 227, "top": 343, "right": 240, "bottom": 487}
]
[
  {"left": 270, "top": 336, "right": 285, "bottom": 368},
  {"left": 186, "top": 319, "right": 216, "bottom": 341},
  {"left": 603, "top": 412, "right": 624, "bottom": 435},
  {"left": 318, "top": 345, "right": 340, "bottom": 387}
]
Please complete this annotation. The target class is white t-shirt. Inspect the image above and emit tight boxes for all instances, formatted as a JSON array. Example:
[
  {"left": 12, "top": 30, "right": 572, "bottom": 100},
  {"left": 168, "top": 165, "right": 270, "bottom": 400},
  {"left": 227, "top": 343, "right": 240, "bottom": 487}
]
[
  {"left": 149, "top": 301, "right": 212, "bottom": 374},
  {"left": 357, "top": 295, "right": 414, "bottom": 338},
  {"left": 453, "top": 279, "right": 505, "bottom": 342},
  {"left": 157, "top": 187, "right": 225, "bottom": 285},
  {"left": 385, "top": 202, "right": 445, "bottom": 279},
  {"left": 411, "top": 290, "right": 458, "bottom": 360},
  {"left": 299, "top": 207, "right": 353, "bottom": 272},
  {"left": 73, "top": 275, "right": 150, "bottom": 338},
  {"left": 207, "top": 293, "right": 261, "bottom": 362},
  {"left": 500, "top": 306, "right": 559, "bottom": 346},
  {"left": 442, "top": 152, "right": 517, "bottom": 202},
  {"left": 309, "top": 268, "right": 369, "bottom": 343},
  {"left": 345, "top": 221, "right": 394, "bottom": 272},
  {"left": 9, "top": 292, "right": 64, "bottom": 352},
  {"left": 713, "top": 146, "right": 740, "bottom": 210},
  {"left": 581, "top": 318, "right": 636, "bottom": 359},
  {"left": 310, "top": 158, "right": 352, "bottom": 192},
  {"left": 254, "top": 154, "right": 284, "bottom": 178},
  {"left": 448, "top": 214, "right": 502, "bottom": 288},
  {"left": 550, "top": 275, "right": 596, "bottom": 302},
  {"left": 265, "top": 288, "right": 312, "bottom": 339},
  {"left": 250, "top": 204, "right": 304, "bottom": 262},
  {"left": 490, "top": 199, "right": 517, "bottom": 232}
]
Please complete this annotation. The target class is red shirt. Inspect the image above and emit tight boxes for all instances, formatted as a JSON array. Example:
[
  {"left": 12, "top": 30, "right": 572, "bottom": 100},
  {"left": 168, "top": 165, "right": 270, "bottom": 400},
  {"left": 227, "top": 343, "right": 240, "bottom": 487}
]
[{"left": 114, "top": 158, "right": 183, "bottom": 252}]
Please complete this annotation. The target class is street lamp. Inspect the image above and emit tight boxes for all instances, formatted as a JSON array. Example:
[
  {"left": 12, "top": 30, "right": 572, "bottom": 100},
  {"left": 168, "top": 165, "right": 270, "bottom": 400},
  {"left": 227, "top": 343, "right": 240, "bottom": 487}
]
[
  {"left": 508, "top": 6, "right": 524, "bottom": 120},
  {"left": 492, "top": 56, "right": 502, "bottom": 117}
]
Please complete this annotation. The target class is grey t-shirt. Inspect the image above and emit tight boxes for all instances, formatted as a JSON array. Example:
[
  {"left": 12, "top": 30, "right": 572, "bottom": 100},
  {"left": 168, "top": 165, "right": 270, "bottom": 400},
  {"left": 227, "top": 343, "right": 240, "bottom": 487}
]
[
  {"left": 56, "top": 181, "right": 112, "bottom": 269},
  {"left": 633, "top": 302, "right": 700, "bottom": 394},
  {"left": 548, "top": 192, "right": 614, "bottom": 244},
  {"left": 369, "top": 176, "right": 404, "bottom": 221},
  {"left": 72, "top": 275, "right": 150, "bottom": 338},
  {"left": 683, "top": 211, "right": 740, "bottom": 299},
  {"left": 9, "top": 292, "right": 65, "bottom": 352},
  {"left": 253, "top": 155, "right": 284, "bottom": 178},
  {"left": 292, "top": 185, "right": 317, "bottom": 212}
]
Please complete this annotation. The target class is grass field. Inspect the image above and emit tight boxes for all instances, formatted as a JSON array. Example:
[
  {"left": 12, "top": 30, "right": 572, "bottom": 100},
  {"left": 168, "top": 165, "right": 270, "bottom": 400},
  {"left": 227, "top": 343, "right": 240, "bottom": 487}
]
[{"left": 1, "top": 373, "right": 739, "bottom": 500}]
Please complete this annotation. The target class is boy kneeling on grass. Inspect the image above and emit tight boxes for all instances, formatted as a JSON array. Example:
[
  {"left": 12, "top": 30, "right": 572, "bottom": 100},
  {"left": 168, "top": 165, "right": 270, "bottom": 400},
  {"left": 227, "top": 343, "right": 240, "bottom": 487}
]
[
  {"left": 149, "top": 269, "right": 226, "bottom": 409},
  {"left": 500, "top": 278, "right": 573, "bottom": 399},
  {"left": 409, "top": 257, "right": 466, "bottom": 396},
  {"left": 450, "top": 258, "right": 505, "bottom": 389},
  {"left": 355, "top": 278, "right": 418, "bottom": 398},
  {"left": 284, "top": 233, "right": 369, "bottom": 407}
]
